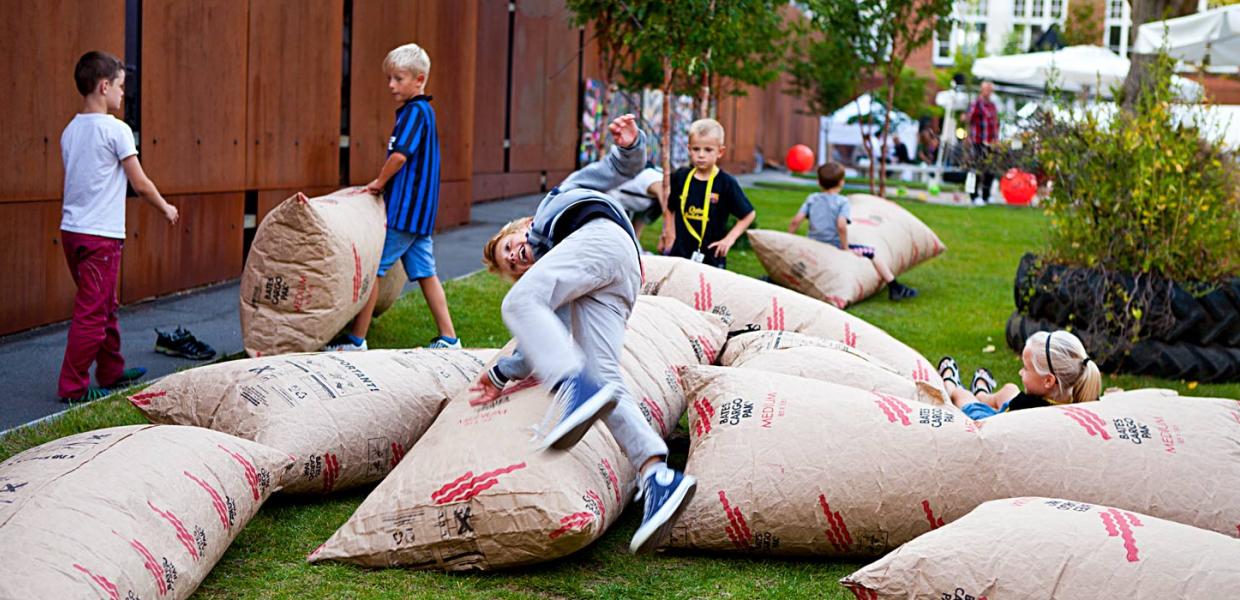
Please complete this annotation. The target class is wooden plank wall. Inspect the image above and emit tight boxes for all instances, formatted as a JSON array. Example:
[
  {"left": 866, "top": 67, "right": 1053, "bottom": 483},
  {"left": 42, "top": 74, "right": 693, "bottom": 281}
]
[
  {"left": 473, "top": 0, "right": 580, "bottom": 202},
  {"left": 351, "top": 0, "right": 478, "bottom": 229},
  {"left": 0, "top": 0, "right": 125, "bottom": 333},
  {"left": 2, "top": 0, "right": 823, "bottom": 335}
]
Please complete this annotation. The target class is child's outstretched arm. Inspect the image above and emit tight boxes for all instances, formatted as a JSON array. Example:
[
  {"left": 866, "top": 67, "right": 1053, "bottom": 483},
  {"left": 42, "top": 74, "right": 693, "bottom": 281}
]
[
  {"left": 122, "top": 156, "right": 178, "bottom": 224},
  {"left": 788, "top": 212, "right": 807, "bottom": 234},
  {"left": 836, "top": 215, "right": 849, "bottom": 249},
  {"left": 708, "top": 209, "right": 756, "bottom": 258},
  {"left": 558, "top": 114, "right": 646, "bottom": 194},
  {"left": 364, "top": 153, "right": 408, "bottom": 194},
  {"left": 470, "top": 348, "right": 532, "bottom": 405}
]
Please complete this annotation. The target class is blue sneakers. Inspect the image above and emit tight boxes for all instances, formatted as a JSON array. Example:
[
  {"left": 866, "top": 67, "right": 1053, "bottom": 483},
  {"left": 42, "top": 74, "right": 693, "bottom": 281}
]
[
  {"left": 538, "top": 373, "right": 619, "bottom": 451},
  {"left": 629, "top": 464, "right": 698, "bottom": 554}
]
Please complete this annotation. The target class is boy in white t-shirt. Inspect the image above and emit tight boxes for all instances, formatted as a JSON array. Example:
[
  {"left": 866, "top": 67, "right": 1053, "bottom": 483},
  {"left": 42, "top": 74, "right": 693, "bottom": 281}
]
[{"left": 57, "top": 51, "right": 178, "bottom": 403}]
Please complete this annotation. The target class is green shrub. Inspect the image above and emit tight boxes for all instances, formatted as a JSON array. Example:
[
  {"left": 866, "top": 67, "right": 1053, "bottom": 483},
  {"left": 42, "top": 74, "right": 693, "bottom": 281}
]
[
  {"left": 984, "top": 52, "right": 1240, "bottom": 356},
  {"left": 1033, "top": 54, "right": 1240, "bottom": 282}
]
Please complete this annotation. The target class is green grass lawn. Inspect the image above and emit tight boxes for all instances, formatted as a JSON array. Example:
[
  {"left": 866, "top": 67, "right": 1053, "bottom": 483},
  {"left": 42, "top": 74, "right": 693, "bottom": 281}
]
[{"left": 3, "top": 185, "right": 1236, "bottom": 599}]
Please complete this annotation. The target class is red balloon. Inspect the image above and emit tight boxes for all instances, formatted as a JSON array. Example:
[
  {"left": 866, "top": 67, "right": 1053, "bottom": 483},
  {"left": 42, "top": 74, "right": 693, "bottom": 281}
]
[
  {"left": 1000, "top": 168, "right": 1037, "bottom": 205},
  {"left": 785, "top": 144, "right": 815, "bottom": 173}
]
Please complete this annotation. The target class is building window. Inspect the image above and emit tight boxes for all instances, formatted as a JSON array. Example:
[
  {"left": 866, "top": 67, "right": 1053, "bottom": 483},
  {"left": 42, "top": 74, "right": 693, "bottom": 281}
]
[
  {"left": 1105, "top": 0, "right": 1132, "bottom": 55},
  {"left": 935, "top": 0, "right": 990, "bottom": 65},
  {"left": 1012, "top": 0, "right": 1069, "bottom": 51}
]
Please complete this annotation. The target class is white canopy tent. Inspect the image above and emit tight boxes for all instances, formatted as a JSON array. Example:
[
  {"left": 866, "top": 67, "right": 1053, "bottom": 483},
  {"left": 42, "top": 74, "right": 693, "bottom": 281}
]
[
  {"left": 1134, "top": 5, "right": 1240, "bottom": 66},
  {"left": 817, "top": 93, "right": 921, "bottom": 165},
  {"left": 972, "top": 45, "right": 1202, "bottom": 100}
]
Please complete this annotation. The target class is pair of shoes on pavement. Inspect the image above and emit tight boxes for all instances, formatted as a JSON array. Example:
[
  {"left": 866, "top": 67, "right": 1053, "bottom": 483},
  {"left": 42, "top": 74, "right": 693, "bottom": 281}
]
[
  {"left": 538, "top": 372, "right": 697, "bottom": 555},
  {"left": 58, "top": 367, "right": 147, "bottom": 403},
  {"left": 155, "top": 327, "right": 217, "bottom": 360}
]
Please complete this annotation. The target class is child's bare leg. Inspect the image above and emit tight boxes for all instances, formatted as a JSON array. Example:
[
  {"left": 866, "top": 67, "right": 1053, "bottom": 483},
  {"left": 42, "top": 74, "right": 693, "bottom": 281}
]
[
  {"left": 418, "top": 275, "right": 456, "bottom": 338},
  {"left": 948, "top": 384, "right": 981, "bottom": 409},
  {"left": 632, "top": 219, "right": 647, "bottom": 239},
  {"left": 977, "top": 383, "right": 1020, "bottom": 409},
  {"left": 872, "top": 256, "right": 896, "bottom": 282},
  {"left": 349, "top": 277, "right": 382, "bottom": 339}
]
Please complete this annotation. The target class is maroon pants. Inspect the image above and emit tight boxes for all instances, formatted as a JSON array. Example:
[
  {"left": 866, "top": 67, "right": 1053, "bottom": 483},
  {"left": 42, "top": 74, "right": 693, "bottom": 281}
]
[{"left": 57, "top": 230, "right": 126, "bottom": 397}]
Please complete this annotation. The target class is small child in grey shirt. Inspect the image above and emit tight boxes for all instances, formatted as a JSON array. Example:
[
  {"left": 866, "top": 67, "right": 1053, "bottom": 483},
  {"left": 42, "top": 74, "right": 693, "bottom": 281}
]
[{"left": 788, "top": 162, "right": 918, "bottom": 301}]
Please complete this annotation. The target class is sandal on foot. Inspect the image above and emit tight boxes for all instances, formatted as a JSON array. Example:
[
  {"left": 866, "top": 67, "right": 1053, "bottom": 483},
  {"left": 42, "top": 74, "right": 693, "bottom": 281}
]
[
  {"left": 971, "top": 368, "right": 996, "bottom": 395},
  {"left": 937, "top": 356, "right": 962, "bottom": 390}
]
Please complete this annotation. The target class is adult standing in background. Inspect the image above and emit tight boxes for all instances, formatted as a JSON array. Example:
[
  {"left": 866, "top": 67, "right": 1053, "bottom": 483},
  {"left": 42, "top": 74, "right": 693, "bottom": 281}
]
[{"left": 966, "top": 81, "right": 999, "bottom": 205}]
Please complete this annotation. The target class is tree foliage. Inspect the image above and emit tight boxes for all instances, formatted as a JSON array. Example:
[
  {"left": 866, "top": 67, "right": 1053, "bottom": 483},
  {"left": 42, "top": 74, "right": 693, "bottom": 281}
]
[
  {"left": 804, "top": 0, "right": 954, "bottom": 194},
  {"left": 1061, "top": 0, "right": 1103, "bottom": 47}
]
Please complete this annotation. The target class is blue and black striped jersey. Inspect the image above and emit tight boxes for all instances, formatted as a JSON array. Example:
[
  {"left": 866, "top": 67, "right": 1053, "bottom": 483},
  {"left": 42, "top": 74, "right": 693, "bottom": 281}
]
[{"left": 385, "top": 95, "right": 440, "bottom": 235}]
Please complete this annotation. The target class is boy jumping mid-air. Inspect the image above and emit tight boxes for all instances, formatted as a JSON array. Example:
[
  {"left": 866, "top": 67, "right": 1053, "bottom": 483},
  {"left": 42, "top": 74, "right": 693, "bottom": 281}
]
[{"left": 473, "top": 114, "right": 696, "bottom": 554}]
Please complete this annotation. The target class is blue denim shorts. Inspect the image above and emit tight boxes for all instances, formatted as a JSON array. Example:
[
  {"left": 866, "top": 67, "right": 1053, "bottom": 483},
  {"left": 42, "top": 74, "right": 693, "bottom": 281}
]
[{"left": 379, "top": 227, "right": 436, "bottom": 279}]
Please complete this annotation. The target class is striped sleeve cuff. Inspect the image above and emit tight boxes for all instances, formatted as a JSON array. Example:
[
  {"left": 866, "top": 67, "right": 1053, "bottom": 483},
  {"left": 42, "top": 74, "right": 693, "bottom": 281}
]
[{"left": 487, "top": 365, "right": 509, "bottom": 389}]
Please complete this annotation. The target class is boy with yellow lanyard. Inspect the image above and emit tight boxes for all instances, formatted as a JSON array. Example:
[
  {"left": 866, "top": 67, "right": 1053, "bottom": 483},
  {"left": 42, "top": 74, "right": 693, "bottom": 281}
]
[{"left": 661, "top": 119, "right": 756, "bottom": 269}]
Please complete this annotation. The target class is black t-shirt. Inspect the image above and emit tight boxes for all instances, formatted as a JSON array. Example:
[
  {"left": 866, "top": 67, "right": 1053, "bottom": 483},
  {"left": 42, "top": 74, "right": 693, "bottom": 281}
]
[
  {"left": 551, "top": 200, "right": 628, "bottom": 246},
  {"left": 666, "top": 167, "right": 753, "bottom": 268},
  {"left": 1005, "top": 392, "right": 1051, "bottom": 412}
]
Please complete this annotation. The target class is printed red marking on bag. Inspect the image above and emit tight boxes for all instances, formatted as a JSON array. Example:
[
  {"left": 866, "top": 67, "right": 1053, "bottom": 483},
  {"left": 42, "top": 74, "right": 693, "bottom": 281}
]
[
  {"left": 184, "top": 471, "right": 230, "bottom": 529},
  {"left": 389, "top": 442, "right": 406, "bottom": 469},
  {"left": 718, "top": 490, "right": 752, "bottom": 550},
  {"left": 642, "top": 396, "right": 667, "bottom": 436},
  {"left": 693, "top": 398, "right": 714, "bottom": 435},
  {"left": 766, "top": 297, "right": 785, "bottom": 330},
  {"left": 873, "top": 393, "right": 912, "bottom": 426},
  {"left": 1100, "top": 508, "right": 1143, "bottom": 562},
  {"left": 601, "top": 459, "right": 621, "bottom": 504},
  {"left": 548, "top": 511, "right": 595, "bottom": 539},
  {"left": 697, "top": 335, "right": 718, "bottom": 364},
  {"left": 218, "top": 444, "right": 261, "bottom": 500},
  {"left": 129, "top": 390, "right": 167, "bottom": 407},
  {"left": 818, "top": 495, "right": 853, "bottom": 553},
  {"left": 431, "top": 462, "right": 528, "bottom": 505},
  {"left": 843, "top": 323, "right": 857, "bottom": 347},
  {"left": 73, "top": 564, "right": 120, "bottom": 600},
  {"left": 848, "top": 586, "right": 879, "bottom": 600},
  {"left": 587, "top": 489, "right": 606, "bottom": 523},
  {"left": 921, "top": 499, "right": 945, "bottom": 529},
  {"left": 114, "top": 532, "right": 167, "bottom": 595},
  {"left": 1060, "top": 406, "right": 1112, "bottom": 440},
  {"left": 694, "top": 273, "right": 714, "bottom": 311},
  {"left": 149, "top": 500, "right": 199, "bottom": 560},
  {"left": 351, "top": 243, "right": 362, "bottom": 303},
  {"left": 911, "top": 360, "right": 931, "bottom": 383},
  {"left": 321, "top": 452, "right": 341, "bottom": 493}
]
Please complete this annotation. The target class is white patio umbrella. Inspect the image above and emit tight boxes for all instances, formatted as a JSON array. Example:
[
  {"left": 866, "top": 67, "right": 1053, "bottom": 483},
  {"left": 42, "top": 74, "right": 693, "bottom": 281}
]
[
  {"left": 972, "top": 45, "right": 1202, "bottom": 100},
  {"left": 1134, "top": 5, "right": 1240, "bottom": 66}
]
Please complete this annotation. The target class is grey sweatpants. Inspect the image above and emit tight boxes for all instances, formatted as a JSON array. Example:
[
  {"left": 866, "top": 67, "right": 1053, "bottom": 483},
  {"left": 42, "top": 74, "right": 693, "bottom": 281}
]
[{"left": 501, "top": 219, "right": 668, "bottom": 469}]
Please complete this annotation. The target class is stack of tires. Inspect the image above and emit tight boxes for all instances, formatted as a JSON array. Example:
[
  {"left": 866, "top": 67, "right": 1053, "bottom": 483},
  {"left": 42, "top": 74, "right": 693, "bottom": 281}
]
[{"left": 1006, "top": 253, "right": 1240, "bottom": 382}]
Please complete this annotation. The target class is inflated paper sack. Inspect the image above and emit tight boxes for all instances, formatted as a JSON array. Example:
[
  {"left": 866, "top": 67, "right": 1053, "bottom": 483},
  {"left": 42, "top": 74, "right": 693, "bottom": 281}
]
[
  {"left": 131, "top": 348, "right": 496, "bottom": 494},
  {"left": 641, "top": 255, "right": 945, "bottom": 396},
  {"left": 241, "top": 187, "right": 385, "bottom": 357},
  {"left": 308, "top": 295, "right": 726, "bottom": 570},
  {"left": 372, "top": 260, "right": 409, "bottom": 318},
  {"left": 721, "top": 330, "right": 944, "bottom": 404},
  {"left": 0, "top": 425, "right": 294, "bottom": 600},
  {"left": 842, "top": 497, "right": 1240, "bottom": 600},
  {"left": 748, "top": 195, "right": 944, "bottom": 308},
  {"left": 667, "top": 366, "right": 1240, "bottom": 557}
]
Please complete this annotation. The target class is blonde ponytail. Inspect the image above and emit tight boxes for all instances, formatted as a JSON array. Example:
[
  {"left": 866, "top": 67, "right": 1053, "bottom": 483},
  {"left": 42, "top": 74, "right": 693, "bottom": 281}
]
[{"left": 1024, "top": 330, "right": 1102, "bottom": 404}]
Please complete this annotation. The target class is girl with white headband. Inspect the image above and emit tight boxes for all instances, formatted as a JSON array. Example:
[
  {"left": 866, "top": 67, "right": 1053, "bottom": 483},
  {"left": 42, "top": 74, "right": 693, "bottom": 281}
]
[{"left": 938, "top": 330, "right": 1103, "bottom": 420}]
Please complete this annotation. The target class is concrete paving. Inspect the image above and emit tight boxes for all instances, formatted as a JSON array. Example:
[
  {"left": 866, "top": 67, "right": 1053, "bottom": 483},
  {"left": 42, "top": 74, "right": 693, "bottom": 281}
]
[{"left": 0, "top": 192, "right": 543, "bottom": 432}]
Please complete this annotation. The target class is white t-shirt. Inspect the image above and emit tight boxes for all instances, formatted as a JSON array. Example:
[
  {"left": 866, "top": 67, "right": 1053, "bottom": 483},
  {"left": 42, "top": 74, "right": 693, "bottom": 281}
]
[
  {"left": 60, "top": 113, "right": 138, "bottom": 238},
  {"left": 607, "top": 167, "right": 664, "bottom": 214}
]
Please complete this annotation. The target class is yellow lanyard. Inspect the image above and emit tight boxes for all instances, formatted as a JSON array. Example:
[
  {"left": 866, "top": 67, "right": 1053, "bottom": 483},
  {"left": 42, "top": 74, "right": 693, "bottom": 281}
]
[{"left": 679, "top": 167, "right": 718, "bottom": 249}]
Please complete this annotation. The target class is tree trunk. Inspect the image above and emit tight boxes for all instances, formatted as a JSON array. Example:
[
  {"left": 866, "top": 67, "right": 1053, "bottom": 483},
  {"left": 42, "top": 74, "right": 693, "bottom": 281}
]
[
  {"left": 699, "top": 68, "right": 711, "bottom": 120},
  {"left": 596, "top": 82, "right": 613, "bottom": 160},
  {"left": 855, "top": 97, "right": 876, "bottom": 195},
  {"left": 661, "top": 57, "right": 674, "bottom": 208},
  {"left": 878, "top": 73, "right": 897, "bottom": 198},
  {"left": 1122, "top": 0, "right": 1195, "bottom": 109}
]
